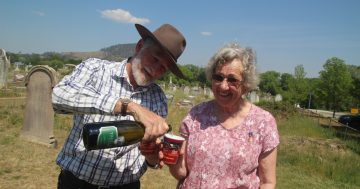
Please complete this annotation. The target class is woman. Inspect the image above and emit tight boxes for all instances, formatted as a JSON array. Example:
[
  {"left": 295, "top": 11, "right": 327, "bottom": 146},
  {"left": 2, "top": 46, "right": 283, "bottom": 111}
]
[{"left": 168, "top": 43, "right": 280, "bottom": 189}]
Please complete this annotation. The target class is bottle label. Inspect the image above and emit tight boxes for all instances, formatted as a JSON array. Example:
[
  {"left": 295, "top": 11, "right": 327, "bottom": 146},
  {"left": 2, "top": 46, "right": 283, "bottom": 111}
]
[
  {"left": 114, "top": 136, "right": 125, "bottom": 146},
  {"left": 97, "top": 126, "right": 118, "bottom": 148}
]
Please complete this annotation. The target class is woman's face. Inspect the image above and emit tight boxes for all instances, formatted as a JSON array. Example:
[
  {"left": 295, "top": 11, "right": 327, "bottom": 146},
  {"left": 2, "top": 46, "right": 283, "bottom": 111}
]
[{"left": 211, "top": 58, "right": 245, "bottom": 108}]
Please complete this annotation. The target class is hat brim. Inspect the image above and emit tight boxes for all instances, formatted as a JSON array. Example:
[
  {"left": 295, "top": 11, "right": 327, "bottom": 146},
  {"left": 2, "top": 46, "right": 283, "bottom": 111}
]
[{"left": 135, "top": 24, "right": 184, "bottom": 79}]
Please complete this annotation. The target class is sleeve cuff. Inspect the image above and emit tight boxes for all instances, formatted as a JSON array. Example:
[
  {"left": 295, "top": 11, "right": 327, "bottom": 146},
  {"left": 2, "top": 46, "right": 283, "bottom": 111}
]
[
  {"left": 145, "top": 159, "right": 159, "bottom": 169},
  {"left": 95, "top": 94, "right": 119, "bottom": 114}
]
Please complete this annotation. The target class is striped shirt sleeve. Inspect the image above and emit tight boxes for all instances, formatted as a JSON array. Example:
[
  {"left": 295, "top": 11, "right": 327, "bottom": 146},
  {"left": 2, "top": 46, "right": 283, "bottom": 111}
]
[{"left": 52, "top": 58, "right": 118, "bottom": 115}]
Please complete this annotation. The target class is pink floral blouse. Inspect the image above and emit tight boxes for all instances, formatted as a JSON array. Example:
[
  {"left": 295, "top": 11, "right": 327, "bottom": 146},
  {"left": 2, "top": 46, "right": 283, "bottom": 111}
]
[{"left": 179, "top": 101, "right": 280, "bottom": 189}]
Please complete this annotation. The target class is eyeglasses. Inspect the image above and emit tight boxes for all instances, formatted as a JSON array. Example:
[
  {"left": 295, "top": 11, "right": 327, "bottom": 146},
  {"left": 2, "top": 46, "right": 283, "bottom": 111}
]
[{"left": 212, "top": 74, "right": 242, "bottom": 87}]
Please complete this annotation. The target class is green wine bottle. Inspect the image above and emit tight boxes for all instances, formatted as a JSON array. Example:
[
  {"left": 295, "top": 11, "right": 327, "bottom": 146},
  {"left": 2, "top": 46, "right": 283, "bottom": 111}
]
[{"left": 82, "top": 120, "right": 145, "bottom": 150}]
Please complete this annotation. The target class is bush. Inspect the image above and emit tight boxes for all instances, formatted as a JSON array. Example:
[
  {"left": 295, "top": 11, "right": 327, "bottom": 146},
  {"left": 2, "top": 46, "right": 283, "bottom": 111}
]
[{"left": 256, "top": 101, "right": 298, "bottom": 119}]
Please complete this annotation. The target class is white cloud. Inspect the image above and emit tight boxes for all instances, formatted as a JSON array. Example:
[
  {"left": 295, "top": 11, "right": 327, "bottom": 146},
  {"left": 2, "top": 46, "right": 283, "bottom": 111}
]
[
  {"left": 201, "top": 32, "right": 212, "bottom": 36},
  {"left": 32, "top": 11, "right": 45, "bottom": 17},
  {"left": 100, "top": 8, "right": 150, "bottom": 24}
]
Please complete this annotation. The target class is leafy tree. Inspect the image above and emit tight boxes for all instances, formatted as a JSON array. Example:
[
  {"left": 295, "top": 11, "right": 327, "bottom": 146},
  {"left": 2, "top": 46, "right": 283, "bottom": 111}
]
[
  {"left": 318, "top": 57, "right": 353, "bottom": 117},
  {"left": 347, "top": 65, "right": 360, "bottom": 108},
  {"left": 259, "top": 71, "right": 281, "bottom": 95},
  {"left": 280, "top": 73, "right": 294, "bottom": 91},
  {"left": 294, "top": 64, "right": 306, "bottom": 79},
  {"left": 307, "top": 78, "right": 321, "bottom": 109},
  {"left": 288, "top": 65, "right": 309, "bottom": 107},
  {"left": 197, "top": 67, "right": 209, "bottom": 87},
  {"left": 28, "top": 54, "right": 41, "bottom": 65}
]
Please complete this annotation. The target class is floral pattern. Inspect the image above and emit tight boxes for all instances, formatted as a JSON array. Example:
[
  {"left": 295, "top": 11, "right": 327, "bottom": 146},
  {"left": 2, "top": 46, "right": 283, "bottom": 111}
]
[{"left": 179, "top": 101, "right": 280, "bottom": 189}]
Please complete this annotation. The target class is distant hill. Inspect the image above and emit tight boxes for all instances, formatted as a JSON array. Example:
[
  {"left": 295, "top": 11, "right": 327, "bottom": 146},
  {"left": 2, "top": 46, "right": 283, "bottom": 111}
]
[
  {"left": 62, "top": 43, "right": 136, "bottom": 61},
  {"left": 100, "top": 43, "right": 136, "bottom": 58}
]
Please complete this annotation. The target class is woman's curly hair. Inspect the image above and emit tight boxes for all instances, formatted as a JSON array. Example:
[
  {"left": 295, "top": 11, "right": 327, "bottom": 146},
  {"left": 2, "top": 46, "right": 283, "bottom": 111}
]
[{"left": 205, "top": 42, "right": 259, "bottom": 93}]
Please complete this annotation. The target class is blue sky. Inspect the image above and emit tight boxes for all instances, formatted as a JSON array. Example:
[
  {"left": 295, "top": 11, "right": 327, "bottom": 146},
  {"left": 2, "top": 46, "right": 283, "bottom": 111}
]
[{"left": 1, "top": 0, "right": 359, "bottom": 78}]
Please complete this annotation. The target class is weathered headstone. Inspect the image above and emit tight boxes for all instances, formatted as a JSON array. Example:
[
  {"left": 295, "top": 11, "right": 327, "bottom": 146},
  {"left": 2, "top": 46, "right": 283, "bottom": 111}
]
[
  {"left": 275, "top": 94, "right": 283, "bottom": 102},
  {"left": 262, "top": 93, "right": 273, "bottom": 102},
  {"left": 160, "top": 82, "right": 166, "bottom": 91},
  {"left": 166, "top": 94, "right": 174, "bottom": 106},
  {"left": 249, "top": 91, "right": 260, "bottom": 103},
  {"left": 0, "top": 49, "right": 10, "bottom": 89},
  {"left": 21, "top": 65, "right": 58, "bottom": 148},
  {"left": 184, "top": 86, "right": 190, "bottom": 94},
  {"left": 204, "top": 87, "right": 214, "bottom": 98},
  {"left": 190, "top": 86, "right": 200, "bottom": 96},
  {"left": 176, "top": 99, "right": 193, "bottom": 108},
  {"left": 169, "top": 76, "right": 173, "bottom": 85}
]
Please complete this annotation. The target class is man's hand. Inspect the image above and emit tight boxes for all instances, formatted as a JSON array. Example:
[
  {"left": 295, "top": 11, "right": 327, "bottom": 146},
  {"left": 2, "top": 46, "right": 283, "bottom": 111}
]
[
  {"left": 139, "top": 138, "right": 163, "bottom": 169},
  {"left": 114, "top": 99, "right": 169, "bottom": 142}
]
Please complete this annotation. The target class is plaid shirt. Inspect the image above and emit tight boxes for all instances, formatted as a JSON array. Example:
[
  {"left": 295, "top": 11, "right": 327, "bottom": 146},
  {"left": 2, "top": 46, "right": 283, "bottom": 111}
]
[{"left": 52, "top": 58, "right": 168, "bottom": 186}]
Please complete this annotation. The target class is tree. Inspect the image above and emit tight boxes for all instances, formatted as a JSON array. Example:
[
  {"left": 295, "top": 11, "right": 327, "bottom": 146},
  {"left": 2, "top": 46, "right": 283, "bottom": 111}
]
[
  {"left": 288, "top": 65, "right": 309, "bottom": 107},
  {"left": 347, "top": 65, "right": 360, "bottom": 108},
  {"left": 259, "top": 71, "right": 281, "bottom": 96},
  {"left": 319, "top": 57, "right": 353, "bottom": 117},
  {"left": 280, "top": 73, "right": 294, "bottom": 91},
  {"left": 307, "top": 78, "right": 321, "bottom": 109},
  {"left": 294, "top": 64, "right": 306, "bottom": 79}
]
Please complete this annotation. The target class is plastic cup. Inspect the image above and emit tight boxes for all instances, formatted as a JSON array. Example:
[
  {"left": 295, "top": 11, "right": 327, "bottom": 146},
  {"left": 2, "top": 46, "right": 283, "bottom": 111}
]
[{"left": 162, "top": 133, "right": 185, "bottom": 165}]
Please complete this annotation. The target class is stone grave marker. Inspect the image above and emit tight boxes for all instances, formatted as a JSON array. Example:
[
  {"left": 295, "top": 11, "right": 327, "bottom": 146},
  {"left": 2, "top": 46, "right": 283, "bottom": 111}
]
[
  {"left": 166, "top": 93, "right": 174, "bottom": 106},
  {"left": 160, "top": 82, "right": 166, "bottom": 91},
  {"left": 190, "top": 86, "right": 200, "bottom": 96},
  {"left": 0, "top": 49, "right": 10, "bottom": 89},
  {"left": 249, "top": 91, "right": 260, "bottom": 103},
  {"left": 21, "top": 65, "right": 58, "bottom": 148},
  {"left": 184, "top": 86, "right": 190, "bottom": 94},
  {"left": 275, "top": 94, "right": 283, "bottom": 102},
  {"left": 204, "top": 87, "right": 214, "bottom": 98}
]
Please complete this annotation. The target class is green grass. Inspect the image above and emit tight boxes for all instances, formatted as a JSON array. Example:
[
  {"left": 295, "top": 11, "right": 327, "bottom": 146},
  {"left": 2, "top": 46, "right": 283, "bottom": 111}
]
[
  {"left": 278, "top": 115, "right": 335, "bottom": 139},
  {"left": 277, "top": 115, "right": 360, "bottom": 188},
  {"left": 0, "top": 91, "right": 360, "bottom": 188}
]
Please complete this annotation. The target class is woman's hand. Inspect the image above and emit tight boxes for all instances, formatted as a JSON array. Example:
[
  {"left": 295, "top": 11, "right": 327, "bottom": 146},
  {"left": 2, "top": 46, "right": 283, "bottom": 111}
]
[{"left": 167, "top": 140, "right": 188, "bottom": 180}]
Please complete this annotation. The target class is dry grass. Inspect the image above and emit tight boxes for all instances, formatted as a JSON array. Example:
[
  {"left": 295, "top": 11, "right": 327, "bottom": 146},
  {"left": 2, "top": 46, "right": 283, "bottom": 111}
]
[
  {"left": 0, "top": 99, "right": 59, "bottom": 189},
  {"left": 1, "top": 93, "right": 360, "bottom": 189},
  {"left": 0, "top": 93, "right": 191, "bottom": 189}
]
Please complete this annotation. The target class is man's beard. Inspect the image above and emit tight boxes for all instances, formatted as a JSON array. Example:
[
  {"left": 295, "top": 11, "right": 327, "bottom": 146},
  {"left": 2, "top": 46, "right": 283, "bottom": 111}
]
[{"left": 131, "top": 57, "right": 153, "bottom": 86}]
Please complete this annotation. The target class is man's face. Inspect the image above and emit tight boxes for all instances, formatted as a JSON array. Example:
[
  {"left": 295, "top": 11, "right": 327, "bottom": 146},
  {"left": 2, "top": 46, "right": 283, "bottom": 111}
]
[{"left": 132, "top": 42, "right": 171, "bottom": 86}]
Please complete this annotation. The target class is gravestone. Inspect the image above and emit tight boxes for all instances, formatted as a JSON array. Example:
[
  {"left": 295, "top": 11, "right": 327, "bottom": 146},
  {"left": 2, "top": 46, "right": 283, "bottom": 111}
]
[
  {"left": 21, "top": 65, "right": 58, "bottom": 148},
  {"left": 166, "top": 94, "right": 174, "bottom": 106},
  {"left": 275, "top": 94, "right": 283, "bottom": 102},
  {"left": 160, "top": 83, "right": 166, "bottom": 91},
  {"left": 204, "top": 87, "right": 214, "bottom": 98},
  {"left": 249, "top": 91, "right": 260, "bottom": 103},
  {"left": 190, "top": 86, "right": 200, "bottom": 96},
  {"left": 169, "top": 76, "right": 173, "bottom": 85},
  {"left": 0, "top": 49, "right": 10, "bottom": 89},
  {"left": 183, "top": 86, "right": 190, "bottom": 94}
]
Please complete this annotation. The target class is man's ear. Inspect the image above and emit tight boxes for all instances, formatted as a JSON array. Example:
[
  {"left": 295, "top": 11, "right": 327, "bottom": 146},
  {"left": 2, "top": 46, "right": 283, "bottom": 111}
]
[{"left": 135, "top": 39, "right": 144, "bottom": 53}]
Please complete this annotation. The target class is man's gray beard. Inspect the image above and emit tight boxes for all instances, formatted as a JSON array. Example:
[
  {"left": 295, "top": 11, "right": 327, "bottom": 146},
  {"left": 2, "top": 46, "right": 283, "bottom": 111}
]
[{"left": 131, "top": 57, "right": 152, "bottom": 86}]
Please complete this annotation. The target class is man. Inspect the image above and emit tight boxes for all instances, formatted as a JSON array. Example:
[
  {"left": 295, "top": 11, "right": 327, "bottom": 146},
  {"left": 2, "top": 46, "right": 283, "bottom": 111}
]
[{"left": 52, "top": 23, "right": 186, "bottom": 189}]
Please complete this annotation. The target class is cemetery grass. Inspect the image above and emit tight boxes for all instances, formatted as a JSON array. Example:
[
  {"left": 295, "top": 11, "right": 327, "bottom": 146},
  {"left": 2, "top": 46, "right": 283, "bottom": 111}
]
[{"left": 0, "top": 95, "right": 359, "bottom": 188}]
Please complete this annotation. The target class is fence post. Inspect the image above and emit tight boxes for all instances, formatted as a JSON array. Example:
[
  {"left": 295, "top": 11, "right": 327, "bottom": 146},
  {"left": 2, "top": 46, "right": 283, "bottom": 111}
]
[{"left": 344, "top": 124, "right": 348, "bottom": 140}]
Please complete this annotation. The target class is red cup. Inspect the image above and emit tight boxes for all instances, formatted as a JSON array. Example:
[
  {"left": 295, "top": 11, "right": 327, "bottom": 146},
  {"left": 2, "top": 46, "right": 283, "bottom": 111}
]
[{"left": 162, "top": 133, "right": 185, "bottom": 165}]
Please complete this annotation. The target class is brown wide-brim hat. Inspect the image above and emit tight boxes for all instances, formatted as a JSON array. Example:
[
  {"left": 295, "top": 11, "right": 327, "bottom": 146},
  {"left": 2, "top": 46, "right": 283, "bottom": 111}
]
[{"left": 135, "top": 23, "right": 186, "bottom": 78}]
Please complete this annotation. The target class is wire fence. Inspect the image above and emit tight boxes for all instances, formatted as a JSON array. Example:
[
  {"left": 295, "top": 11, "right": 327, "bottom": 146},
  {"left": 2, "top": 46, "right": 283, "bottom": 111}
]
[{"left": 300, "top": 108, "right": 360, "bottom": 140}]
